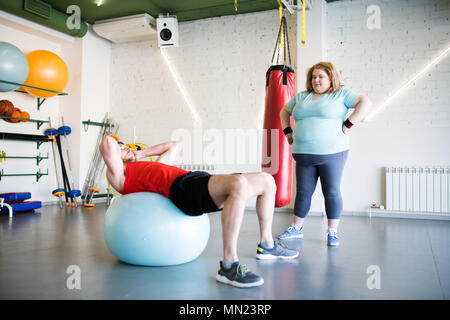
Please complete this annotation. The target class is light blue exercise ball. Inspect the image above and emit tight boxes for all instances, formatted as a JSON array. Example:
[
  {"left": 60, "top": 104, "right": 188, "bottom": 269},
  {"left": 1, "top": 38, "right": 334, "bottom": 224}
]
[
  {"left": 104, "top": 192, "right": 210, "bottom": 266},
  {"left": 0, "top": 42, "right": 29, "bottom": 92}
]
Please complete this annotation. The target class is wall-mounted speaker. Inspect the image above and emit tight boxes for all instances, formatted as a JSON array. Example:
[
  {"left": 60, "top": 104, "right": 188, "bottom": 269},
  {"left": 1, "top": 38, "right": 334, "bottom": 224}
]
[{"left": 157, "top": 16, "right": 178, "bottom": 47}]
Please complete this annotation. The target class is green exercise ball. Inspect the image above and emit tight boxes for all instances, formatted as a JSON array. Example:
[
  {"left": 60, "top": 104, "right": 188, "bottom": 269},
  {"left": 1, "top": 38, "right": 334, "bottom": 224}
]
[{"left": 0, "top": 42, "right": 29, "bottom": 92}]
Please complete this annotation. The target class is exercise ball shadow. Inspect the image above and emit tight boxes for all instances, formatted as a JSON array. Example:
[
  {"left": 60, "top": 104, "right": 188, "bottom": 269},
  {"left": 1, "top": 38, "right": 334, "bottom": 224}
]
[{"left": 104, "top": 192, "right": 210, "bottom": 266}]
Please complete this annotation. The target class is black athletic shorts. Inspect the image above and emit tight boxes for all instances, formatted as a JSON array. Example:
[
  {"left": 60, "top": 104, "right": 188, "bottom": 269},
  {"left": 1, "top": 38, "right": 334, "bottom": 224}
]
[{"left": 169, "top": 171, "right": 221, "bottom": 216}]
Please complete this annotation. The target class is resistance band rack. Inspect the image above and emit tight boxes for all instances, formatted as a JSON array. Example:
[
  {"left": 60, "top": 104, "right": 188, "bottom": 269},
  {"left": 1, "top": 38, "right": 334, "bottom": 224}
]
[{"left": 0, "top": 79, "right": 68, "bottom": 110}]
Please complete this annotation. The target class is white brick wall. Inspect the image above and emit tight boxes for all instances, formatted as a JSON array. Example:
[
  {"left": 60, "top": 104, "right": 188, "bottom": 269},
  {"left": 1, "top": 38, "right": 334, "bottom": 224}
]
[
  {"left": 110, "top": 10, "right": 297, "bottom": 166},
  {"left": 328, "top": 0, "right": 450, "bottom": 126},
  {"left": 327, "top": 0, "right": 450, "bottom": 211}
]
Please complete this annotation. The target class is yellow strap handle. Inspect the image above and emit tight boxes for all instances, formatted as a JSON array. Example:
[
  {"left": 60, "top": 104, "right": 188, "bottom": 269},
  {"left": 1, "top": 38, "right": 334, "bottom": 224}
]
[
  {"left": 106, "top": 177, "right": 119, "bottom": 198},
  {"left": 235, "top": 0, "right": 238, "bottom": 12},
  {"left": 301, "top": 0, "right": 306, "bottom": 45},
  {"left": 279, "top": 1, "right": 284, "bottom": 49}
]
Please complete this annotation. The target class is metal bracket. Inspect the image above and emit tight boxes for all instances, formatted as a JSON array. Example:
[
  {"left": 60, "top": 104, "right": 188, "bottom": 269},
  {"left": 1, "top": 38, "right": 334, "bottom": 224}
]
[
  {"left": 37, "top": 98, "right": 47, "bottom": 111},
  {"left": 82, "top": 119, "right": 115, "bottom": 132},
  {"left": 278, "top": 0, "right": 312, "bottom": 14}
]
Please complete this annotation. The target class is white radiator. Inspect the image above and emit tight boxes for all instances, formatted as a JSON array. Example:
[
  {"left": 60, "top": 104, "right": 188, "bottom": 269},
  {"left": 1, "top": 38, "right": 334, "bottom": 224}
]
[
  {"left": 176, "top": 164, "right": 216, "bottom": 173},
  {"left": 386, "top": 167, "right": 450, "bottom": 213}
]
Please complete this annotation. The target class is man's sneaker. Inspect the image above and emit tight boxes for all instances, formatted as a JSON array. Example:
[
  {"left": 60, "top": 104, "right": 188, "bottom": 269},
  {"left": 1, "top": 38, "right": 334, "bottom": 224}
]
[
  {"left": 278, "top": 225, "right": 304, "bottom": 240},
  {"left": 216, "top": 262, "right": 264, "bottom": 288},
  {"left": 256, "top": 241, "right": 299, "bottom": 260},
  {"left": 327, "top": 230, "right": 339, "bottom": 247}
]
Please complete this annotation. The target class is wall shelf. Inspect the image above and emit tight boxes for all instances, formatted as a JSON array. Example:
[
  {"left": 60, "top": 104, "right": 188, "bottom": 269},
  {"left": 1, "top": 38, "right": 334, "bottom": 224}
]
[
  {"left": 0, "top": 169, "right": 48, "bottom": 182},
  {"left": 0, "top": 115, "right": 49, "bottom": 129},
  {"left": 0, "top": 132, "right": 53, "bottom": 149},
  {"left": 0, "top": 79, "right": 68, "bottom": 110}
]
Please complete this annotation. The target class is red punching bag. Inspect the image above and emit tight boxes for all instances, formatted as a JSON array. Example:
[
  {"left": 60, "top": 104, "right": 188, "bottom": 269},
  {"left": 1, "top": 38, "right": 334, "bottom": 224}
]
[{"left": 262, "top": 16, "right": 295, "bottom": 208}]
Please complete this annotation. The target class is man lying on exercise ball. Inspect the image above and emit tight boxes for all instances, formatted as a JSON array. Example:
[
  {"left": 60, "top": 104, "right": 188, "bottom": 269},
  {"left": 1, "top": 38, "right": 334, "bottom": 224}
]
[{"left": 100, "top": 135, "right": 299, "bottom": 288}]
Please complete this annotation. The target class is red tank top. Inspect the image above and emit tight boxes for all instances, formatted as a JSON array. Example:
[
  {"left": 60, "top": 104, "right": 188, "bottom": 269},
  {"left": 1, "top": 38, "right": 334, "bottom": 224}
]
[{"left": 121, "top": 161, "right": 190, "bottom": 198}]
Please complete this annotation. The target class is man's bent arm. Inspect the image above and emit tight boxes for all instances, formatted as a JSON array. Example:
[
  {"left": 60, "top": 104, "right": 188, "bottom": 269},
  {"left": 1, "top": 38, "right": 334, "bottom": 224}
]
[
  {"left": 135, "top": 141, "right": 178, "bottom": 165},
  {"left": 100, "top": 136, "right": 125, "bottom": 180}
]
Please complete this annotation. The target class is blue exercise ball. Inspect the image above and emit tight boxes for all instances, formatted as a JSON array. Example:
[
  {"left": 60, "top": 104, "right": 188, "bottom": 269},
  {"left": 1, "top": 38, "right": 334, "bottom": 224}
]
[
  {"left": 0, "top": 42, "right": 29, "bottom": 92},
  {"left": 104, "top": 192, "right": 210, "bottom": 266}
]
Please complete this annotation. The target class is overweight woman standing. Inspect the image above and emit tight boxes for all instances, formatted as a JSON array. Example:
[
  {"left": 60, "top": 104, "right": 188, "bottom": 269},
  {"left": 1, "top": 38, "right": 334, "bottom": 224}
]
[{"left": 278, "top": 62, "right": 372, "bottom": 246}]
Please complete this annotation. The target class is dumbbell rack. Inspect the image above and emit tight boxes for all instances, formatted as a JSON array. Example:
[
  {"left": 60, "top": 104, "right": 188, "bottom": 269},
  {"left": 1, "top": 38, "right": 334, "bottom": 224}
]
[
  {"left": 0, "top": 151, "right": 49, "bottom": 166},
  {"left": 0, "top": 131, "right": 52, "bottom": 182},
  {"left": 0, "top": 81, "right": 66, "bottom": 211},
  {"left": 0, "top": 169, "right": 48, "bottom": 182}
]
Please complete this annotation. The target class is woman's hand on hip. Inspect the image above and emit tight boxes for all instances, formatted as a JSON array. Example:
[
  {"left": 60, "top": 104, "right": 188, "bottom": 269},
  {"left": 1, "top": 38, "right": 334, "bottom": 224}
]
[
  {"left": 342, "top": 124, "right": 351, "bottom": 135},
  {"left": 286, "top": 133, "right": 293, "bottom": 144}
]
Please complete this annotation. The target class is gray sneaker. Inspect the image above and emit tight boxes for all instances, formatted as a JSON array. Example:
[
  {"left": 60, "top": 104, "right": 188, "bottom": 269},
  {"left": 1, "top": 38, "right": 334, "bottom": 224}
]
[
  {"left": 216, "top": 262, "right": 264, "bottom": 288},
  {"left": 256, "top": 241, "right": 299, "bottom": 260}
]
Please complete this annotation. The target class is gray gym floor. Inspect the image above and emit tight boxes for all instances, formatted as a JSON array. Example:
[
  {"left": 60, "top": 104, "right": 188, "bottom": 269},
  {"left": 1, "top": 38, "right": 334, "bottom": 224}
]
[{"left": 0, "top": 203, "right": 449, "bottom": 300}]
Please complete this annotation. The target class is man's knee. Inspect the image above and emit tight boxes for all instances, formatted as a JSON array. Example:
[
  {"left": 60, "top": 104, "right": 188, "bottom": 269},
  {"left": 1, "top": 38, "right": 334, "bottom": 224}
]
[
  {"left": 260, "top": 172, "right": 276, "bottom": 193},
  {"left": 229, "top": 174, "right": 248, "bottom": 197}
]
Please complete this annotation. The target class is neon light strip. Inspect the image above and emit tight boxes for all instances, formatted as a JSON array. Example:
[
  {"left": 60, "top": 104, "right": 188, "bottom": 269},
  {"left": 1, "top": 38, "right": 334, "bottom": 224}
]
[
  {"left": 366, "top": 45, "right": 450, "bottom": 121},
  {"left": 160, "top": 48, "right": 201, "bottom": 123}
]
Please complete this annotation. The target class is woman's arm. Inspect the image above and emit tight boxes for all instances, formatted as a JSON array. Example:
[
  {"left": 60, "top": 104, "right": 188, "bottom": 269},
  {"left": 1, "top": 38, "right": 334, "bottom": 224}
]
[
  {"left": 280, "top": 106, "right": 293, "bottom": 144},
  {"left": 343, "top": 95, "right": 373, "bottom": 134},
  {"left": 134, "top": 141, "right": 178, "bottom": 165},
  {"left": 348, "top": 95, "right": 373, "bottom": 124}
]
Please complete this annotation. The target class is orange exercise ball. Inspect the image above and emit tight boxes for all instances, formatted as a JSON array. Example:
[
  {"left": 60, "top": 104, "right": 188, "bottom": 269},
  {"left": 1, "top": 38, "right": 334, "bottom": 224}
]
[{"left": 24, "top": 50, "right": 68, "bottom": 98}]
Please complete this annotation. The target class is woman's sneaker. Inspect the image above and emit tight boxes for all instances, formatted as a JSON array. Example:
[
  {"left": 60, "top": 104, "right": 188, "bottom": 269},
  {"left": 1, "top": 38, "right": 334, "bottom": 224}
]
[
  {"left": 278, "top": 225, "right": 304, "bottom": 240},
  {"left": 216, "top": 262, "right": 264, "bottom": 288},
  {"left": 256, "top": 241, "right": 299, "bottom": 260},
  {"left": 327, "top": 229, "right": 340, "bottom": 247}
]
